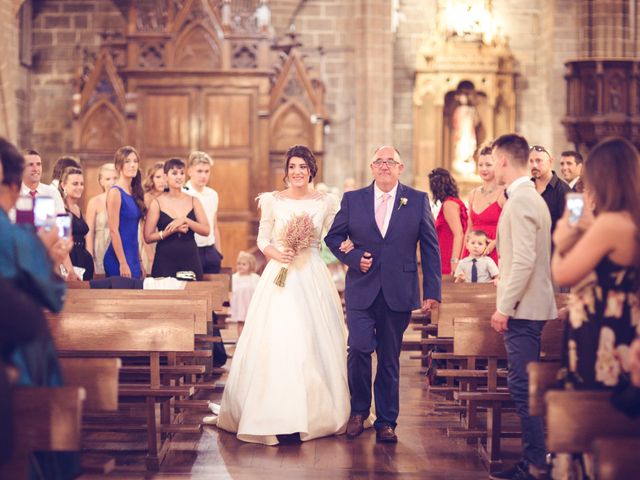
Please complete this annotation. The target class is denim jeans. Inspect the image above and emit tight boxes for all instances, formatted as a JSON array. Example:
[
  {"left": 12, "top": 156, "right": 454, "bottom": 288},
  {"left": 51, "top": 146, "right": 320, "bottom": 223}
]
[{"left": 504, "top": 319, "right": 547, "bottom": 468}]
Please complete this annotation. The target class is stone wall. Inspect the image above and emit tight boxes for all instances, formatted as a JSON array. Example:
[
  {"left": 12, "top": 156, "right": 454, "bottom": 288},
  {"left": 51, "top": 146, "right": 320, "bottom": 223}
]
[
  {"left": 30, "top": 0, "right": 124, "bottom": 178},
  {"left": 0, "top": 0, "right": 29, "bottom": 146},
  {"left": 20, "top": 0, "right": 582, "bottom": 184}
]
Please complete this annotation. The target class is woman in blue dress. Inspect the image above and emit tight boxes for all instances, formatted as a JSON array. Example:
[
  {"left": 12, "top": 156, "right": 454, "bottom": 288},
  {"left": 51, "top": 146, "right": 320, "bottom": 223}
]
[{"left": 104, "top": 146, "right": 146, "bottom": 278}]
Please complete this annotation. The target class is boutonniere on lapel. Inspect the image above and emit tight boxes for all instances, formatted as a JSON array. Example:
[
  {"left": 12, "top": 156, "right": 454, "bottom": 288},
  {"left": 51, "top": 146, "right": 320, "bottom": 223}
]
[{"left": 397, "top": 197, "right": 408, "bottom": 211}]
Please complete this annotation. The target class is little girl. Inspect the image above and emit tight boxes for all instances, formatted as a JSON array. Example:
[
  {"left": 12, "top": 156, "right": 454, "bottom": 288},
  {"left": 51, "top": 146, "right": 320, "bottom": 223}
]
[{"left": 230, "top": 251, "right": 260, "bottom": 336}]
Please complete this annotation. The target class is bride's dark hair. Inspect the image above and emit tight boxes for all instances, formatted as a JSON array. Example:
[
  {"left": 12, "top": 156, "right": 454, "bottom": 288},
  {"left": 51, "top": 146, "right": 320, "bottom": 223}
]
[{"left": 283, "top": 145, "right": 318, "bottom": 184}]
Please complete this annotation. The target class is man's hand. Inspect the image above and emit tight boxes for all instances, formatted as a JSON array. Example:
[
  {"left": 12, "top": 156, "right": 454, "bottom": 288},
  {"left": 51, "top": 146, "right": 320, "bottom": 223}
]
[
  {"left": 339, "top": 238, "right": 354, "bottom": 254},
  {"left": 359, "top": 252, "right": 373, "bottom": 273},
  {"left": 422, "top": 299, "right": 439, "bottom": 313},
  {"left": 491, "top": 310, "right": 509, "bottom": 334}
]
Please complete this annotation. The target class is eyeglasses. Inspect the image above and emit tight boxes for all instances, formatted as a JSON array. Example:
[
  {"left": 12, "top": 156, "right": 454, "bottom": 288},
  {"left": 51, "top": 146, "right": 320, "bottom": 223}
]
[
  {"left": 372, "top": 158, "right": 400, "bottom": 167},
  {"left": 529, "top": 145, "right": 550, "bottom": 156}
]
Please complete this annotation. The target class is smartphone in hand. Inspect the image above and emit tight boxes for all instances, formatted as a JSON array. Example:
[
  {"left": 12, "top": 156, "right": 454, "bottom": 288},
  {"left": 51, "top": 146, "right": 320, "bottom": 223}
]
[
  {"left": 566, "top": 193, "right": 585, "bottom": 226},
  {"left": 55, "top": 213, "right": 72, "bottom": 239},
  {"left": 34, "top": 196, "right": 56, "bottom": 230}
]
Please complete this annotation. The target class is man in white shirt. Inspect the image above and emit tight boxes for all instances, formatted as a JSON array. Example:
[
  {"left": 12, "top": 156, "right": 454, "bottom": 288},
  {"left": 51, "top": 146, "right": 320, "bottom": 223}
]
[
  {"left": 184, "top": 151, "right": 223, "bottom": 273},
  {"left": 21, "top": 150, "right": 65, "bottom": 214}
]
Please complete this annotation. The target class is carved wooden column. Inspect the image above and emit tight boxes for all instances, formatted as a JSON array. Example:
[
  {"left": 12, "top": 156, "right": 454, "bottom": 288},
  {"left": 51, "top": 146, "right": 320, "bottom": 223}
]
[{"left": 563, "top": 1, "right": 640, "bottom": 151}]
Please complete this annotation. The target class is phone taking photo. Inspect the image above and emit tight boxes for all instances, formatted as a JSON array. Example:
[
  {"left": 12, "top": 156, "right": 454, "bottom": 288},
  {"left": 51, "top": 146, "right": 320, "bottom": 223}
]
[
  {"left": 55, "top": 213, "right": 72, "bottom": 239},
  {"left": 566, "top": 193, "right": 585, "bottom": 226},
  {"left": 33, "top": 196, "right": 56, "bottom": 230}
]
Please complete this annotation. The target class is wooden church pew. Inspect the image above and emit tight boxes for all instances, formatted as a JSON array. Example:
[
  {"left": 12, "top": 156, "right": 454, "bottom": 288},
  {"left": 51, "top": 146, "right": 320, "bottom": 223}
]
[
  {"left": 46, "top": 310, "right": 198, "bottom": 470},
  {"left": 0, "top": 387, "right": 85, "bottom": 479},
  {"left": 545, "top": 390, "right": 640, "bottom": 453}
]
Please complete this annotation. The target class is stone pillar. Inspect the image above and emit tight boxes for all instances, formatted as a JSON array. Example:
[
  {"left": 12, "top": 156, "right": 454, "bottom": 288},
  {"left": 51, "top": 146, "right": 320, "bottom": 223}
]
[{"left": 352, "top": 0, "right": 394, "bottom": 184}]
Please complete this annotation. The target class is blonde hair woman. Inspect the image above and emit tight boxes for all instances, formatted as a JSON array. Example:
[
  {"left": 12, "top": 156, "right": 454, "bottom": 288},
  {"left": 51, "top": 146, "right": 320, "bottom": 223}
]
[{"left": 85, "top": 163, "right": 118, "bottom": 275}]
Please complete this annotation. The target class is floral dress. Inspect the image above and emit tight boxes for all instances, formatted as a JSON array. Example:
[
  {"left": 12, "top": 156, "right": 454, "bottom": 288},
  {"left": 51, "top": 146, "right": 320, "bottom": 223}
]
[
  {"left": 563, "top": 257, "right": 638, "bottom": 388},
  {"left": 553, "top": 257, "right": 639, "bottom": 480}
]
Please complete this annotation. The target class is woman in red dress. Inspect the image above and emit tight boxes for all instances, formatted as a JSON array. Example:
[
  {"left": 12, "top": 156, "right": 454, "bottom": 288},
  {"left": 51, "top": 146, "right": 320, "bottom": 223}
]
[
  {"left": 462, "top": 144, "right": 506, "bottom": 265},
  {"left": 429, "top": 168, "right": 468, "bottom": 275}
]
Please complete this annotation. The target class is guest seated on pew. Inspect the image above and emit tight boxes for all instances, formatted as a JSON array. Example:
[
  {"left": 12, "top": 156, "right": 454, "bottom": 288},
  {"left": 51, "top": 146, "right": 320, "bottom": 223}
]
[
  {"left": 552, "top": 137, "right": 639, "bottom": 391},
  {"left": 230, "top": 251, "right": 260, "bottom": 336},
  {"left": 455, "top": 230, "right": 499, "bottom": 284},
  {"left": 59, "top": 167, "right": 94, "bottom": 280},
  {"left": 0, "top": 138, "right": 80, "bottom": 479},
  {"left": 143, "top": 158, "right": 209, "bottom": 280},
  {"left": 551, "top": 138, "right": 640, "bottom": 480},
  {"left": 85, "top": 163, "right": 118, "bottom": 275}
]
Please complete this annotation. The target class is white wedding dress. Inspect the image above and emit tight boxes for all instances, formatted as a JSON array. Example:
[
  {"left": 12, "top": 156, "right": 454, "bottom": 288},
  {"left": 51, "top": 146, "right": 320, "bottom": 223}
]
[{"left": 213, "top": 191, "right": 350, "bottom": 445}]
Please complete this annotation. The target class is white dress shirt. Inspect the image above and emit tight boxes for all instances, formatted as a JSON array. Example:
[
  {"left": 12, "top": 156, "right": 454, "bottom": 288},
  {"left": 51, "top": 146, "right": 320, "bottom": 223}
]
[
  {"left": 506, "top": 176, "right": 532, "bottom": 198},
  {"left": 184, "top": 180, "right": 218, "bottom": 247},
  {"left": 20, "top": 182, "right": 66, "bottom": 214},
  {"left": 374, "top": 182, "right": 398, "bottom": 237},
  {"left": 568, "top": 176, "right": 579, "bottom": 190}
]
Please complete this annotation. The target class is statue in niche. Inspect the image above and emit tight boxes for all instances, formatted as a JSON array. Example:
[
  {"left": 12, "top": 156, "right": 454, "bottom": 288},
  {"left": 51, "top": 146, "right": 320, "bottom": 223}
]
[{"left": 451, "top": 92, "right": 480, "bottom": 178}]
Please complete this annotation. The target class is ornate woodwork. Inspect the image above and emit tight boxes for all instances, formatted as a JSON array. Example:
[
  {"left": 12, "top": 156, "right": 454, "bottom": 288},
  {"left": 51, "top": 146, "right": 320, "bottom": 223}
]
[
  {"left": 413, "top": 2, "right": 516, "bottom": 195},
  {"left": 564, "top": 60, "right": 640, "bottom": 151},
  {"left": 413, "top": 35, "right": 516, "bottom": 191},
  {"left": 72, "top": 0, "right": 327, "bottom": 268}
]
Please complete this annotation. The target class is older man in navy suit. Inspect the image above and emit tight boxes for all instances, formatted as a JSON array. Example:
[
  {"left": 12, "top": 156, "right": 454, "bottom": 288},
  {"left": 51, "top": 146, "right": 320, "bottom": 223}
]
[{"left": 325, "top": 146, "right": 441, "bottom": 443}]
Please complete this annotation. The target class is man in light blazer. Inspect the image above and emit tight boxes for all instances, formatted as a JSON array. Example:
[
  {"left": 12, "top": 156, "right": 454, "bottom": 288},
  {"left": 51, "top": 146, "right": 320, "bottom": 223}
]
[{"left": 490, "top": 134, "right": 558, "bottom": 480}]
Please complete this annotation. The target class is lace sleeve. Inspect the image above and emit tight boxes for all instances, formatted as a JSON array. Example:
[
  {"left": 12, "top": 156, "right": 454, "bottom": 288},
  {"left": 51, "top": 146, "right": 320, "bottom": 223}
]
[
  {"left": 322, "top": 193, "right": 340, "bottom": 233},
  {"left": 256, "top": 192, "right": 276, "bottom": 253}
]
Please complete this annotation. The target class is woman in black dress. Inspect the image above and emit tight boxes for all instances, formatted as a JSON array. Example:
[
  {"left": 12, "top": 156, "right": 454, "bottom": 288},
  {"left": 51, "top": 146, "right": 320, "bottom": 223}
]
[
  {"left": 143, "top": 158, "right": 209, "bottom": 280},
  {"left": 551, "top": 138, "right": 640, "bottom": 479},
  {"left": 59, "top": 167, "right": 94, "bottom": 280}
]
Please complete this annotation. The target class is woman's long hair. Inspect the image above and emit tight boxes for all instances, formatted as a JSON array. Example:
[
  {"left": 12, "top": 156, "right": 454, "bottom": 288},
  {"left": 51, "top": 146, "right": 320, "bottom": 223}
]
[
  {"left": 114, "top": 146, "right": 146, "bottom": 216},
  {"left": 428, "top": 167, "right": 459, "bottom": 203},
  {"left": 584, "top": 137, "right": 640, "bottom": 294},
  {"left": 143, "top": 161, "right": 165, "bottom": 193}
]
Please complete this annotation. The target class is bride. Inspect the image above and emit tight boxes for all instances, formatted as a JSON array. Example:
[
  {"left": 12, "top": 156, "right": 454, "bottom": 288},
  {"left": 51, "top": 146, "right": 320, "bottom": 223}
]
[{"left": 209, "top": 145, "right": 352, "bottom": 445}]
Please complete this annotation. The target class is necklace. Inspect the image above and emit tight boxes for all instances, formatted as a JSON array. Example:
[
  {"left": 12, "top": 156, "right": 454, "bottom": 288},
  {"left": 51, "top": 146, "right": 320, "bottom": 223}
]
[{"left": 480, "top": 185, "right": 496, "bottom": 195}]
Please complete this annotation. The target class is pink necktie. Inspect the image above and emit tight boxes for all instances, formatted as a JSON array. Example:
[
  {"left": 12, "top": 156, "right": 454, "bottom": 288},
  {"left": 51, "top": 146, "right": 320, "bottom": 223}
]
[{"left": 376, "top": 193, "right": 390, "bottom": 234}]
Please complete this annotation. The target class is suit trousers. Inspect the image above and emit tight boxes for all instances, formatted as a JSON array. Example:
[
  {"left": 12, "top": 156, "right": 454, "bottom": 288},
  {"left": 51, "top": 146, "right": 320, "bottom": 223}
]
[
  {"left": 504, "top": 319, "right": 547, "bottom": 468},
  {"left": 346, "top": 290, "right": 411, "bottom": 429}
]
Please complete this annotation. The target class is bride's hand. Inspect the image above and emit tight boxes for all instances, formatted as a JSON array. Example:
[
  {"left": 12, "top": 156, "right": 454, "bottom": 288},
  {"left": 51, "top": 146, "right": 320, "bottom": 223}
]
[
  {"left": 276, "top": 248, "right": 295, "bottom": 264},
  {"left": 339, "top": 238, "right": 354, "bottom": 254}
]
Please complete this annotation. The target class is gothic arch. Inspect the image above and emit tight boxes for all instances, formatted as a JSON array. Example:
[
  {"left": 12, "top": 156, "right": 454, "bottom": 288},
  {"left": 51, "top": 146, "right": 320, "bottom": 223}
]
[
  {"left": 270, "top": 99, "right": 314, "bottom": 152},
  {"left": 79, "top": 100, "right": 126, "bottom": 151},
  {"left": 172, "top": 21, "right": 222, "bottom": 70}
]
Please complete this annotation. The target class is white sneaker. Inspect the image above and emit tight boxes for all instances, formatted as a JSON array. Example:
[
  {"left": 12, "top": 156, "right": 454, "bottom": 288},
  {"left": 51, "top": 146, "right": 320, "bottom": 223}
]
[
  {"left": 202, "top": 415, "right": 218, "bottom": 425},
  {"left": 208, "top": 402, "right": 221, "bottom": 415}
]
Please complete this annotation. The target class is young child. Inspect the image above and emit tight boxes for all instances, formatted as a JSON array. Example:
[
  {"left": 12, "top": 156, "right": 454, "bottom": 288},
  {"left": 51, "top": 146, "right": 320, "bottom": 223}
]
[
  {"left": 454, "top": 230, "right": 499, "bottom": 284},
  {"left": 230, "top": 251, "right": 260, "bottom": 336}
]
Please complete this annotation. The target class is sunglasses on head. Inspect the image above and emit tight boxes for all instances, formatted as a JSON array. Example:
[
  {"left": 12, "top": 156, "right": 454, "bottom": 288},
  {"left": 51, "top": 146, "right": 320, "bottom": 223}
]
[{"left": 529, "top": 145, "right": 550, "bottom": 155}]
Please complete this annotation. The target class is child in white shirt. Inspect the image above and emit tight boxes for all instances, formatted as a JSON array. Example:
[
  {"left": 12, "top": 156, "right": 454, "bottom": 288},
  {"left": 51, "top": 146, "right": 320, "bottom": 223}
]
[{"left": 455, "top": 230, "right": 499, "bottom": 284}]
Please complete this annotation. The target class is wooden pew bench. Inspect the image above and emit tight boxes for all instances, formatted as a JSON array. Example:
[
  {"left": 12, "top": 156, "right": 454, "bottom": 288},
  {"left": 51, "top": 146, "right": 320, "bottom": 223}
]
[
  {"left": 47, "top": 310, "right": 199, "bottom": 470},
  {"left": 545, "top": 390, "right": 640, "bottom": 454},
  {"left": 592, "top": 437, "right": 640, "bottom": 480},
  {"left": 0, "top": 387, "right": 85, "bottom": 479}
]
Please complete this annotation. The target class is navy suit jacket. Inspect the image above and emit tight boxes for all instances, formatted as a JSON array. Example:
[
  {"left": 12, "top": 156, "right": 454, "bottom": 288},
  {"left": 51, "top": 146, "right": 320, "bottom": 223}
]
[{"left": 325, "top": 182, "right": 442, "bottom": 312}]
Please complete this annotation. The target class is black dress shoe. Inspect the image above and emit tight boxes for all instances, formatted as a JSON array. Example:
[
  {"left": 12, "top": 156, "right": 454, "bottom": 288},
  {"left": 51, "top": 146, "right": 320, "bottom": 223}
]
[{"left": 375, "top": 425, "right": 398, "bottom": 443}]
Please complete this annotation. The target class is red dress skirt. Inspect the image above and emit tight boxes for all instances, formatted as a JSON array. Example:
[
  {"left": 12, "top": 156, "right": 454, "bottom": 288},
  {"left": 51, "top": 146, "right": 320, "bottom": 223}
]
[{"left": 435, "top": 197, "right": 468, "bottom": 274}]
